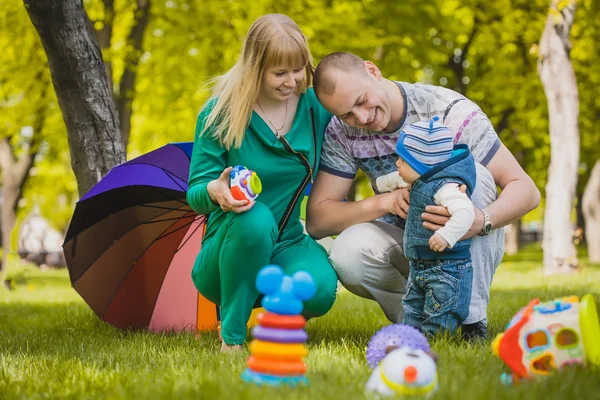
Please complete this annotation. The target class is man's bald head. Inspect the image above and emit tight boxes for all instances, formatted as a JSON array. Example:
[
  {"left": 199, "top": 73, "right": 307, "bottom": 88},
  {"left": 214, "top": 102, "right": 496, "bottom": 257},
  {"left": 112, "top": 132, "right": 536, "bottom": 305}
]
[
  {"left": 314, "top": 52, "right": 367, "bottom": 99},
  {"left": 312, "top": 53, "right": 396, "bottom": 132}
]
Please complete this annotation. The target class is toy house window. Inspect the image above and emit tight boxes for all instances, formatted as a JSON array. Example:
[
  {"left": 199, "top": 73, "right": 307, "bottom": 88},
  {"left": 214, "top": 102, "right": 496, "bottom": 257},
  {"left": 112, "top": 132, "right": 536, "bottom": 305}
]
[
  {"left": 525, "top": 329, "right": 550, "bottom": 351},
  {"left": 555, "top": 328, "right": 579, "bottom": 348},
  {"left": 530, "top": 353, "right": 556, "bottom": 375}
]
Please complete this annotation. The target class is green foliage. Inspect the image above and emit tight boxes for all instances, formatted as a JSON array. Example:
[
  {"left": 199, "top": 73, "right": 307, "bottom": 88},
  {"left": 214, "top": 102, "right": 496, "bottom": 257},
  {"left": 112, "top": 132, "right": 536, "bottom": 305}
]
[
  {"left": 4, "top": 0, "right": 599, "bottom": 234},
  {"left": 0, "top": 2, "right": 77, "bottom": 234},
  {"left": 2, "top": 252, "right": 600, "bottom": 399}
]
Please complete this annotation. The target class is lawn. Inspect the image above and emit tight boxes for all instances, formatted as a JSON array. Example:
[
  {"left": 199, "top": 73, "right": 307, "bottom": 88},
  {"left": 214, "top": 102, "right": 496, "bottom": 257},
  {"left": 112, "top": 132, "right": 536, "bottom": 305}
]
[{"left": 1, "top": 246, "right": 599, "bottom": 399}]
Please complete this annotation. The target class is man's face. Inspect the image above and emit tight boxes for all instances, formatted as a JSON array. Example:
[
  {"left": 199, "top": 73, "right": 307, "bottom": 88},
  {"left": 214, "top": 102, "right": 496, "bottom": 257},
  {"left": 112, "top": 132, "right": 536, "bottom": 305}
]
[{"left": 318, "top": 64, "right": 392, "bottom": 131}]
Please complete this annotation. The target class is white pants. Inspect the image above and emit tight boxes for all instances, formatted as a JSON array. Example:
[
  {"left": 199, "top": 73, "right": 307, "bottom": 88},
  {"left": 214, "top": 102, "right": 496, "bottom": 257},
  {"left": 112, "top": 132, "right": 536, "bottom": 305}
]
[{"left": 329, "top": 163, "right": 505, "bottom": 324}]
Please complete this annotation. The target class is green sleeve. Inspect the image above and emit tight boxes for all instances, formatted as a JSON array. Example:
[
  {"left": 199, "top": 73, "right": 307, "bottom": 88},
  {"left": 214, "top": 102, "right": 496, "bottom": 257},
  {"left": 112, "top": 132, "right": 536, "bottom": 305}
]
[
  {"left": 307, "top": 88, "right": 333, "bottom": 134},
  {"left": 320, "top": 107, "right": 333, "bottom": 133},
  {"left": 186, "top": 105, "right": 225, "bottom": 215}
]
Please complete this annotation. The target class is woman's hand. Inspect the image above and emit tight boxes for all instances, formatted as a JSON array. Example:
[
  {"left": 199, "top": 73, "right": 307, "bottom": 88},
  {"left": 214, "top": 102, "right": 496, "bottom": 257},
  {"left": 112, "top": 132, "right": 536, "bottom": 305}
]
[
  {"left": 207, "top": 167, "right": 254, "bottom": 213},
  {"left": 421, "top": 184, "right": 483, "bottom": 239}
]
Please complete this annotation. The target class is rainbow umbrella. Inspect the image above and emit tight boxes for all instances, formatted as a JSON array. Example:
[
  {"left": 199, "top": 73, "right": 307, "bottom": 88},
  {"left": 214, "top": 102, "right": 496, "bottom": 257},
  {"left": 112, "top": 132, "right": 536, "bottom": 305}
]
[{"left": 62, "top": 142, "right": 219, "bottom": 332}]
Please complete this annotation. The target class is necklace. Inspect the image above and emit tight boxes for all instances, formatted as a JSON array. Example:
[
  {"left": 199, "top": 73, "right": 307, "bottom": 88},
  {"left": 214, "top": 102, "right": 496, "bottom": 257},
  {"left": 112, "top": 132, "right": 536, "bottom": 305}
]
[{"left": 257, "top": 98, "right": 289, "bottom": 138}]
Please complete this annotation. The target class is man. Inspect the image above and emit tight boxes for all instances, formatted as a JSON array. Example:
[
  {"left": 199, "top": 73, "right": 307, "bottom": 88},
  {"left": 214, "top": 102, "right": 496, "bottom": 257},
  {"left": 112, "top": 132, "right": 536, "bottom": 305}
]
[{"left": 306, "top": 52, "right": 540, "bottom": 338}]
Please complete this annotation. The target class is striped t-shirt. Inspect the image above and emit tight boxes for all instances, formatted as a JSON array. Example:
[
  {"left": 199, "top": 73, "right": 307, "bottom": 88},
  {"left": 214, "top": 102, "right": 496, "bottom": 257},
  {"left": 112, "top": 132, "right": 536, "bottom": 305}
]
[{"left": 319, "top": 81, "right": 502, "bottom": 228}]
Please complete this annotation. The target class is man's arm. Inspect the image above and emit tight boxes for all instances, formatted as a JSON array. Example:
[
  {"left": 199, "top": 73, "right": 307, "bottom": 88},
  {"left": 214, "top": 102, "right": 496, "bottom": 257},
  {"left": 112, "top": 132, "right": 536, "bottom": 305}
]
[
  {"left": 480, "top": 144, "right": 541, "bottom": 228},
  {"left": 422, "top": 144, "right": 541, "bottom": 238},
  {"left": 306, "top": 170, "right": 410, "bottom": 239}
]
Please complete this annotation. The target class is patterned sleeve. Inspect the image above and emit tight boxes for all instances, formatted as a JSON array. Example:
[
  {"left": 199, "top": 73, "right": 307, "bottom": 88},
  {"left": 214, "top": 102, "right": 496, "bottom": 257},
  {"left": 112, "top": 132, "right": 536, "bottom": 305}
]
[
  {"left": 318, "top": 117, "right": 358, "bottom": 179},
  {"left": 443, "top": 99, "right": 502, "bottom": 166}
]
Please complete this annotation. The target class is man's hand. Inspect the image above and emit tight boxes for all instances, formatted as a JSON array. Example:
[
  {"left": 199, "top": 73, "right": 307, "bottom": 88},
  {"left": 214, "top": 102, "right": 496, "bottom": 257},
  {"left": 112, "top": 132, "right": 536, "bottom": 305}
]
[
  {"left": 429, "top": 233, "right": 449, "bottom": 252},
  {"left": 380, "top": 187, "right": 411, "bottom": 218},
  {"left": 421, "top": 184, "right": 483, "bottom": 240}
]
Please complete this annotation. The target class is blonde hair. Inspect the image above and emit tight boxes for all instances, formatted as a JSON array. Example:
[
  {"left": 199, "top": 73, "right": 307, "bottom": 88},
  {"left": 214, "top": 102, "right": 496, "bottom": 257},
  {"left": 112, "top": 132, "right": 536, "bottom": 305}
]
[{"left": 202, "top": 14, "right": 314, "bottom": 149}]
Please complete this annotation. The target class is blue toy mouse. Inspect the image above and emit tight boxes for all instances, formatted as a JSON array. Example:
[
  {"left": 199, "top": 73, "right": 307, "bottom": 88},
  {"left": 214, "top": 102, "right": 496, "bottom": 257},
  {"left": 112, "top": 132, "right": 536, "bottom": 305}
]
[{"left": 256, "top": 265, "right": 316, "bottom": 315}]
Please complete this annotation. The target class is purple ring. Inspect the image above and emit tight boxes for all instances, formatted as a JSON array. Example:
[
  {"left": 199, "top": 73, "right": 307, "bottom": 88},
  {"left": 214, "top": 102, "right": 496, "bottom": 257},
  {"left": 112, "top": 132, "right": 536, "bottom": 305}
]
[{"left": 252, "top": 326, "right": 308, "bottom": 343}]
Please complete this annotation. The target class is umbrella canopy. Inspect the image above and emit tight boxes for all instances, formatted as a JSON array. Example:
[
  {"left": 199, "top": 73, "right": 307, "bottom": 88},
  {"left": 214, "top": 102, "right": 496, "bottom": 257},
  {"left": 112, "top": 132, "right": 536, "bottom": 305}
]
[{"left": 63, "top": 142, "right": 219, "bottom": 332}]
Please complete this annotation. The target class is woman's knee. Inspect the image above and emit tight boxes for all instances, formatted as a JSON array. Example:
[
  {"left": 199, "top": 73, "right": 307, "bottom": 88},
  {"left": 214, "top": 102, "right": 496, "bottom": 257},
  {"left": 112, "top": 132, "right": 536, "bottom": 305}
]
[
  {"left": 227, "top": 202, "right": 277, "bottom": 247},
  {"left": 302, "top": 259, "right": 338, "bottom": 318},
  {"left": 302, "top": 278, "right": 337, "bottom": 318},
  {"left": 191, "top": 266, "right": 220, "bottom": 305}
]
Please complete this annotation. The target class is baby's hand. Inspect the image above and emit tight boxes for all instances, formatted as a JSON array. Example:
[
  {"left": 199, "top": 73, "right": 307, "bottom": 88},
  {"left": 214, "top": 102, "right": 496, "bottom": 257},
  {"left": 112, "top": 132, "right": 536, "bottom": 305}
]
[{"left": 429, "top": 233, "right": 448, "bottom": 252}]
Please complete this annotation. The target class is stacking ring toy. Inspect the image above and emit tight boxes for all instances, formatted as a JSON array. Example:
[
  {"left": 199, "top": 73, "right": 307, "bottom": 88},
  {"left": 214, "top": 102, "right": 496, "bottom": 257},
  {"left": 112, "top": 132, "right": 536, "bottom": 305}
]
[
  {"left": 252, "top": 326, "right": 308, "bottom": 343},
  {"left": 257, "top": 312, "right": 306, "bottom": 329},
  {"left": 249, "top": 340, "right": 307, "bottom": 359},
  {"left": 246, "top": 356, "right": 307, "bottom": 376}
]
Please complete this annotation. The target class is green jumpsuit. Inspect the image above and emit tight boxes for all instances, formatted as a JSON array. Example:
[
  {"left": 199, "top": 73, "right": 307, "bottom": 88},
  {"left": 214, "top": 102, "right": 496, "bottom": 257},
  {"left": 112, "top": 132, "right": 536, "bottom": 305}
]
[{"left": 187, "top": 89, "right": 338, "bottom": 345}]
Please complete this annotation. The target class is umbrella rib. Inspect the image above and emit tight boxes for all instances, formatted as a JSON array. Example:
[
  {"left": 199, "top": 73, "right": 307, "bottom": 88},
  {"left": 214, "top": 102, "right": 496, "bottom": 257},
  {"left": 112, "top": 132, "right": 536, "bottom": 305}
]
[
  {"left": 141, "top": 203, "right": 190, "bottom": 212},
  {"left": 142, "top": 214, "right": 193, "bottom": 224},
  {"left": 146, "top": 185, "right": 188, "bottom": 207},
  {"left": 154, "top": 213, "right": 204, "bottom": 242},
  {"left": 163, "top": 169, "right": 189, "bottom": 193},
  {"left": 118, "top": 162, "right": 189, "bottom": 195},
  {"left": 175, "top": 214, "right": 207, "bottom": 253}
]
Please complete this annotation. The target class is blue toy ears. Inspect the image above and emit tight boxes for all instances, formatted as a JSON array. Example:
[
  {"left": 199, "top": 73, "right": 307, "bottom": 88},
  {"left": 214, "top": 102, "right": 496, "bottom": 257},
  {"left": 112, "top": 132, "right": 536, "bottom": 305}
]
[
  {"left": 256, "top": 265, "right": 317, "bottom": 302},
  {"left": 256, "top": 265, "right": 284, "bottom": 295}
]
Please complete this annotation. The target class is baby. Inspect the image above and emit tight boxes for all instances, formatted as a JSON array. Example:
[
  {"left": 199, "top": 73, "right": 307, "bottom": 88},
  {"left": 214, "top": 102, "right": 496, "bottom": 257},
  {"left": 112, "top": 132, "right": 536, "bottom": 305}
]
[{"left": 394, "top": 116, "right": 476, "bottom": 336}]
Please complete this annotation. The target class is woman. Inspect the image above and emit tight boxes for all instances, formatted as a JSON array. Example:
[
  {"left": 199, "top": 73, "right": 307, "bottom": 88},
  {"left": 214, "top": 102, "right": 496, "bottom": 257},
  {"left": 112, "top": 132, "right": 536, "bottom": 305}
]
[{"left": 187, "top": 14, "right": 338, "bottom": 352}]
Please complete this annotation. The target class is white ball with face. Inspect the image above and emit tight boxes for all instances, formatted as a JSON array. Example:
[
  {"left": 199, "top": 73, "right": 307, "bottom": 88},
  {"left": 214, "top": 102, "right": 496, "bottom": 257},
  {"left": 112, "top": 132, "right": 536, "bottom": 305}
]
[{"left": 381, "top": 347, "right": 437, "bottom": 389}]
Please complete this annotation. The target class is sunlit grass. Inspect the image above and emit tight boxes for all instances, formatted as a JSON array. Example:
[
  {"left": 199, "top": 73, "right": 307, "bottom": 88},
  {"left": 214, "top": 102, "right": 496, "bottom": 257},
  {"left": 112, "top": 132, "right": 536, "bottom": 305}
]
[{"left": 1, "top": 248, "right": 600, "bottom": 399}]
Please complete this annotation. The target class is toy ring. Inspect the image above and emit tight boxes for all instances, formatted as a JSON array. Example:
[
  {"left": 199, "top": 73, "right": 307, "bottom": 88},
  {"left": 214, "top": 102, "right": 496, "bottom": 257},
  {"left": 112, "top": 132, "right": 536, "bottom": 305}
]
[
  {"left": 257, "top": 312, "right": 306, "bottom": 329},
  {"left": 252, "top": 326, "right": 308, "bottom": 343},
  {"left": 249, "top": 340, "right": 307, "bottom": 359},
  {"left": 246, "top": 356, "right": 307, "bottom": 376}
]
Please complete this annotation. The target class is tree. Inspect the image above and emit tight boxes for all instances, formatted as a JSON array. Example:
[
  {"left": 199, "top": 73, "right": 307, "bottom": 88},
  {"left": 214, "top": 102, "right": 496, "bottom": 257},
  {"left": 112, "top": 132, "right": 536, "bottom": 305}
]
[
  {"left": 24, "top": 0, "right": 125, "bottom": 198},
  {"left": 0, "top": 132, "right": 44, "bottom": 285},
  {"left": 88, "top": 0, "right": 151, "bottom": 149},
  {"left": 537, "top": 0, "right": 579, "bottom": 274},
  {"left": 0, "top": 3, "right": 57, "bottom": 286},
  {"left": 0, "top": 84, "right": 48, "bottom": 286},
  {"left": 571, "top": 0, "right": 600, "bottom": 246},
  {"left": 582, "top": 160, "right": 600, "bottom": 262}
]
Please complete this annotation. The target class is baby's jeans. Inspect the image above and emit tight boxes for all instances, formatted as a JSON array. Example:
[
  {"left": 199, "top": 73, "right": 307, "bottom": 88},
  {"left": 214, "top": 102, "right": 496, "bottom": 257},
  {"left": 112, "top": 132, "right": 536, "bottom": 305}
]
[{"left": 402, "top": 258, "right": 473, "bottom": 336}]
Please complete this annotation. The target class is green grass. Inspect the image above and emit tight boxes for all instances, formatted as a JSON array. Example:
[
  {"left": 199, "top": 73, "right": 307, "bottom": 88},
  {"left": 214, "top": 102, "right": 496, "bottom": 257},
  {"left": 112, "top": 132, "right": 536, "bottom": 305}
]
[{"left": 2, "top": 249, "right": 600, "bottom": 400}]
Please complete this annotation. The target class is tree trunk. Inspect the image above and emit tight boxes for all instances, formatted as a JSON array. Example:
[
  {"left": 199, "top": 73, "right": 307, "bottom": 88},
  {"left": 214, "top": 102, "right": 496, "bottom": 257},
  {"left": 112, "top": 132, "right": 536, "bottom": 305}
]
[
  {"left": 24, "top": 0, "right": 126, "bottom": 197},
  {"left": 537, "top": 0, "right": 580, "bottom": 274},
  {"left": 582, "top": 160, "right": 600, "bottom": 263},
  {"left": 1, "top": 185, "right": 18, "bottom": 288},
  {"left": 575, "top": 191, "right": 586, "bottom": 244},
  {"left": 505, "top": 220, "right": 522, "bottom": 256},
  {"left": 117, "top": 0, "right": 151, "bottom": 149},
  {"left": 93, "top": 0, "right": 115, "bottom": 88},
  {"left": 0, "top": 133, "right": 44, "bottom": 285},
  {"left": 0, "top": 73, "right": 48, "bottom": 286}
]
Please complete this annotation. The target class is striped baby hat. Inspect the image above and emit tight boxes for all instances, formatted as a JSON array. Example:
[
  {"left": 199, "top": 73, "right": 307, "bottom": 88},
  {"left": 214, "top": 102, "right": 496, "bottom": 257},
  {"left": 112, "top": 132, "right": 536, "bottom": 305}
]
[{"left": 395, "top": 116, "right": 453, "bottom": 175}]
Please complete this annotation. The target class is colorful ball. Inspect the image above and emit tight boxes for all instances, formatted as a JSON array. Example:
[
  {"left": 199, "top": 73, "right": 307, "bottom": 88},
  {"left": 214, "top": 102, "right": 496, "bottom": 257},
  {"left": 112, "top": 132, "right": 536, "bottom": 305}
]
[{"left": 366, "top": 324, "right": 430, "bottom": 369}]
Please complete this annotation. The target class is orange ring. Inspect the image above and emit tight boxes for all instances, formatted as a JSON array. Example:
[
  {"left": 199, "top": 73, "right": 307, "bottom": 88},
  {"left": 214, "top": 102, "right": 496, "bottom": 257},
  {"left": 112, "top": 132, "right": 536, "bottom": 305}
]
[
  {"left": 257, "top": 312, "right": 306, "bottom": 329},
  {"left": 246, "top": 356, "right": 307, "bottom": 376},
  {"left": 249, "top": 340, "right": 307, "bottom": 359}
]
